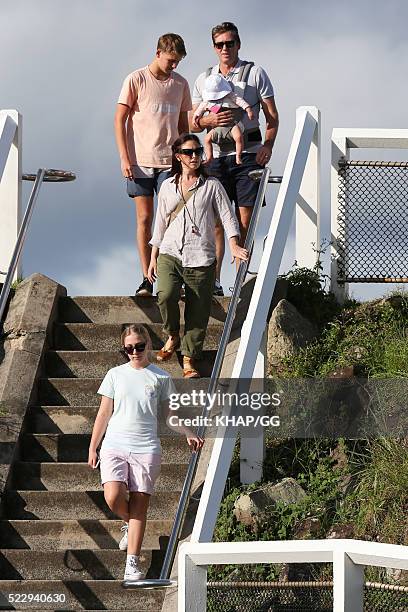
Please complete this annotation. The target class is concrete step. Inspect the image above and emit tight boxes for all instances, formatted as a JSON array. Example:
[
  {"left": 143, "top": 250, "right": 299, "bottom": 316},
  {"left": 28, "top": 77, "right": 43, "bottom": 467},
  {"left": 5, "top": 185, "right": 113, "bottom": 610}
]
[
  {"left": 12, "top": 462, "right": 186, "bottom": 491},
  {"left": 38, "top": 378, "right": 101, "bottom": 406},
  {"left": 21, "top": 434, "right": 191, "bottom": 463},
  {"left": 26, "top": 405, "right": 202, "bottom": 435},
  {"left": 59, "top": 295, "right": 229, "bottom": 325},
  {"left": 3, "top": 490, "right": 181, "bottom": 520},
  {"left": 44, "top": 350, "right": 216, "bottom": 378},
  {"left": 0, "top": 580, "right": 164, "bottom": 610},
  {"left": 26, "top": 407, "right": 99, "bottom": 434},
  {"left": 38, "top": 370, "right": 213, "bottom": 404},
  {"left": 54, "top": 322, "right": 222, "bottom": 351},
  {"left": 0, "top": 549, "right": 166, "bottom": 580},
  {"left": 0, "top": 519, "right": 171, "bottom": 550}
]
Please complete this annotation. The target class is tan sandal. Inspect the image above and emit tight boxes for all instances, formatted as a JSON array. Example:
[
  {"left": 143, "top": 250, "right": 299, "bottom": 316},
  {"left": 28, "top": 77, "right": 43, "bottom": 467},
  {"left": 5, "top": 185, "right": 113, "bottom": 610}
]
[
  {"left": 183, "top": 356, "right": 200, "bottom": 379},
  {"left": 157, "top": 336, "right": 180, "bottom": 362}
]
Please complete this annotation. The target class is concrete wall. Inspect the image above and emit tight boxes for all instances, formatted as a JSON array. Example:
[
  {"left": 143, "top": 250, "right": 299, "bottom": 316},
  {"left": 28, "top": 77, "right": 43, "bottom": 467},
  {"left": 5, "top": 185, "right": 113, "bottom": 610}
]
[{"left": 0, "top": 273, "right": 66, "bottom": 507}]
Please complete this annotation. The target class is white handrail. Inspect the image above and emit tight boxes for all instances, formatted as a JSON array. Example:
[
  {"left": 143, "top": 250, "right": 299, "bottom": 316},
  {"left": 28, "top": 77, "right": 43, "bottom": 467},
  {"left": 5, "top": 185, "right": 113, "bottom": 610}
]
[
  {"left": 0, "top": 109, "right": 22, "bottom": 282},
  {"left": 179, "top": 538, "right": 408, "bottom": 611},
  {"left": 0, "top": 113, "right": 17, "bottom": 182},
  {"left": 191, "top": 106, "right": 320, "bottom": 545}
]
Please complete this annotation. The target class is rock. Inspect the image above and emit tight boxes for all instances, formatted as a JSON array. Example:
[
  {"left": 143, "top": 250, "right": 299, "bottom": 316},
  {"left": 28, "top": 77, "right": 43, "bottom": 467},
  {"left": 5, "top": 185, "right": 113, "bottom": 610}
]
[
  {"left": 267, "top": 299, "right": 317, "bottom": 370},
  {"left": 234, "top": 478, "right": 307, "bottom": 529},
  {"left": 294, "top": 517, "right": 321, "bottom": 539},
  {"left": 386, "top": 568, "right": 408, "bottom": 586},
  {"left": 327, "top": 523, "right": 354, "bottom": 539},
  {"left": 327, "top": 366, "right": 356, "bottom": 379}
]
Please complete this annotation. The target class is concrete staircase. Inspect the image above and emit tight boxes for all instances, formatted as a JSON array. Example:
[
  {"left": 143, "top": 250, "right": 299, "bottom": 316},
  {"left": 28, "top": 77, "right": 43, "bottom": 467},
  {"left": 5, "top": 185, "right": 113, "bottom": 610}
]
[{"left": 0, "top": 295, "right": 228, "bottom": 611}]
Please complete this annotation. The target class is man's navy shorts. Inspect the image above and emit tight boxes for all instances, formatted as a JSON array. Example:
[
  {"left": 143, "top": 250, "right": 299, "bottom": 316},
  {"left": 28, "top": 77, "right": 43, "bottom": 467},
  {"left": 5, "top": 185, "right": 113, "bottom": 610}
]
[
  {"left": 206, "top": 152, "right": 264, "bottom": 207},
  {"left": 126, "top": 168, "right": 171, "bottom": 198}
]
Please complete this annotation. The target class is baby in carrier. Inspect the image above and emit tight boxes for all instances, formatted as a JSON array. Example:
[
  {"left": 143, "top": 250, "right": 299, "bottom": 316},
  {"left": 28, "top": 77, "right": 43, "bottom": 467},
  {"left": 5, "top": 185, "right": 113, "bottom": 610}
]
[{"left": 193, "top": 74, "right": 254, "bottom": 165}]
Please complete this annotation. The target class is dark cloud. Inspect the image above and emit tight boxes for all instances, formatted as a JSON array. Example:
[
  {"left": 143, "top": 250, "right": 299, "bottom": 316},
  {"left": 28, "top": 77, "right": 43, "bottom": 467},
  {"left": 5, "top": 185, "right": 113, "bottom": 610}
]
[{"left": 1, "top": 0, "right": 407, "bottom": 296}]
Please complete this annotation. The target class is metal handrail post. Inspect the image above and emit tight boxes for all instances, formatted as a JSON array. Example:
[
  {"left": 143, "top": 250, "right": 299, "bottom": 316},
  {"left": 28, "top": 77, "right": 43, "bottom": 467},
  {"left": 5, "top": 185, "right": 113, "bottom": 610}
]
[
  {"left": 0, "top": 168, "right": 45, "bottom": 322},
  {"left": 125, "top": 167, "right": 275, "bottom": 589}
]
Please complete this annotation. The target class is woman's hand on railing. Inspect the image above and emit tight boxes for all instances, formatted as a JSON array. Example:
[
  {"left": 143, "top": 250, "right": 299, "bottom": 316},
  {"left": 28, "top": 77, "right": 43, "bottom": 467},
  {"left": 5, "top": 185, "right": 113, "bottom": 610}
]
[
  {"left": 186, "top": 433, "right": 204, "bottom": 452},
  {"left": 229, "top": 238, "right": 249, "bottom": 263}
]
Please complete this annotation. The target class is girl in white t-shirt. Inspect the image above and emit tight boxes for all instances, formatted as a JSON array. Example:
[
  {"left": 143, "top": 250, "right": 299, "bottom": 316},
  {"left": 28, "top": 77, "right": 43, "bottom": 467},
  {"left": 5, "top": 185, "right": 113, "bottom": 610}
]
[{"left": 88, "top": 324, "right": 203, "bottom": 582}]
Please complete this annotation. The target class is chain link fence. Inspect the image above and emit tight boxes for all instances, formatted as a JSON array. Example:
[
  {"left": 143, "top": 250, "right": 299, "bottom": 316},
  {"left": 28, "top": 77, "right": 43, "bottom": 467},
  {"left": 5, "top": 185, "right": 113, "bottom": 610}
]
[
  {"left": 207, "top": 581, "right": 408, "bottom": 611},
  {"left": 337, "top": 160, "right": 408, "bottom": 283}
]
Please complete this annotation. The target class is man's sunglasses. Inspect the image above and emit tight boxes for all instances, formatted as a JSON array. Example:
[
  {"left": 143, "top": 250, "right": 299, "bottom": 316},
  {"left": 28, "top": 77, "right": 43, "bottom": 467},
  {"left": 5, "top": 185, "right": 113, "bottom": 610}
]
[
  {"left": 178, "top": 147, "right": 204, "bottom": 157},
  {"left": 124, "top": 342, "right": 146, "bottom": 354},
  {"left": 214, "top": 40, "right": 237, "bottom": 50}
]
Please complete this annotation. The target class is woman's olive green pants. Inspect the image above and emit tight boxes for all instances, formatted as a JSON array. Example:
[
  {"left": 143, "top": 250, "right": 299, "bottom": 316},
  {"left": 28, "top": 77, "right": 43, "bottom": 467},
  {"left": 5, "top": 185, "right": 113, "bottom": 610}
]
[{"left": 156, "top": 254, "right": 216, "bottom": 358}]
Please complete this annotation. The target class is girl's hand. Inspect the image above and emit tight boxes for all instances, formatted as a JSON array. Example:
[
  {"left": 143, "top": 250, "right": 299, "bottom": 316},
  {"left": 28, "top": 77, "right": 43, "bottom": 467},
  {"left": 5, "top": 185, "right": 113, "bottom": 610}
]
[
  {"left": 231, "top": 243, "right": 249, "bottom": 262},
  {"left": 246, "top": 107, "right": 255, "bottom": 121},
  {"left": 88, "top": 449, "right": 99, "bottom": 469},
  {"left": 186, "top": 435, "right": 204, "bottom": 452},
  {"left": 147, "top": 260, "right": 157, "bottom": 284}
]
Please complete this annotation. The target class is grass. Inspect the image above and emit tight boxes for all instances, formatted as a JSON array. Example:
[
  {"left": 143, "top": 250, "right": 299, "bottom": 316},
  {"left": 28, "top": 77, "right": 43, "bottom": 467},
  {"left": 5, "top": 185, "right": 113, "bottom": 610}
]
[{"left": 211, "top": 277, "right": 408, "bottom": 584}]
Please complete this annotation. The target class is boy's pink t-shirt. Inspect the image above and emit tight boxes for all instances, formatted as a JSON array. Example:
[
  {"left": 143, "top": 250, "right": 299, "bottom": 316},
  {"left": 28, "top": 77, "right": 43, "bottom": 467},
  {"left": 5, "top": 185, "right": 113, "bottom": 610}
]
[{"left": 118, "top": 66, "right": 192, "bottom": 168}]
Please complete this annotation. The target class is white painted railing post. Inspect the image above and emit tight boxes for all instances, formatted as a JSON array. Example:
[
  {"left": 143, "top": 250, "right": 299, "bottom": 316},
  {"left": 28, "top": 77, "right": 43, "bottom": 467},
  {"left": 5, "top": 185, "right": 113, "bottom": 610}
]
[
  {"left": 178, "top": 544, "right": 207, "bottom": 612},
  {"left": 191, "top": 109, "right": 318, "bottom": 545},
  {"left": 333, "top": 549, "right": 364, "bottom": 612},
  {"left": 296, "top": 106, "right": 321, "bottom": 269},
  {"left": 239, "top": 330, "right": 266, "bottom": 484},
  {"left": 330, "top": 131, "right": 348, "bottom": 303},
  {"left": 0, "top": 110, "right": 22, "bottom": 281}
]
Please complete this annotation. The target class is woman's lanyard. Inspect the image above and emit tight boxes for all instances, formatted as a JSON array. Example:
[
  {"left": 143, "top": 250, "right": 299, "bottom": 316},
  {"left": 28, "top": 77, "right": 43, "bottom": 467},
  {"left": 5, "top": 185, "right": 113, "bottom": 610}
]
[{"left": 178, "top": 182, "right": 199, "bottom": 235}]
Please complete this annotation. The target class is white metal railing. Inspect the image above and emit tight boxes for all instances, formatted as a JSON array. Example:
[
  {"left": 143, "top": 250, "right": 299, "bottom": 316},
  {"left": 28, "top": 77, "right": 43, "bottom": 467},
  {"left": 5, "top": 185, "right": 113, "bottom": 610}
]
[
  {"left": 0, "top": 110, "right": 22, "bottom": 281},
  {"left": 0, "top": 109, "right": 76, "bottom": 323},
  {"left": 179, "top": 539, "right": 408, "bottom": 611},
  {"left": 191, "top": 106, "right": 320, "bottom": 545},
  {"left": 331, "top": 128, "right": 408, "bottom": 302}
]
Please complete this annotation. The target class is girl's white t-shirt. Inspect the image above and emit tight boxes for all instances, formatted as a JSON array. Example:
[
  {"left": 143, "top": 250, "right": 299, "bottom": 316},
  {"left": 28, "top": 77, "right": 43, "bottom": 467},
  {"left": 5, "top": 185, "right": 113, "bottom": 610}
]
[{"left": 98, "top": 362, "right": 175, "bottom": 454}]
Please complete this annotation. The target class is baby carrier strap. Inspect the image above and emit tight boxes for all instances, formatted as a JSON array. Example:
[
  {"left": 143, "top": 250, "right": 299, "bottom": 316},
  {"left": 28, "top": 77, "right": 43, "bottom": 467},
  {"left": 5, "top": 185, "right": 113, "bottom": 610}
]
[
  {"left": 205, "top": 60, "right": 254, "bottom": 83},
  {"left": 237, "top": 60, "right": 254, "bottom": 83}
]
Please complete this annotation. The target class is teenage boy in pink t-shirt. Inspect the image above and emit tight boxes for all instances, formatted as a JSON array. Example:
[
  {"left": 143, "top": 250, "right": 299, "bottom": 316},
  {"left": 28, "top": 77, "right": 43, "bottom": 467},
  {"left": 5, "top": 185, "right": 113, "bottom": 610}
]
[{"left": 114, "top": 34, "right": 192, "bottom": 296}]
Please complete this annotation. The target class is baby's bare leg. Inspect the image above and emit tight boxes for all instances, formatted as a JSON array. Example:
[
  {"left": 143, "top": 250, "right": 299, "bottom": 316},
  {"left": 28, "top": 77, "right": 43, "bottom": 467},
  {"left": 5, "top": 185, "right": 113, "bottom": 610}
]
[
  {"left": 231, "top": 125, "right": 244, "bottom": 164},
  {"left": 204, "top": 130, "right": 215, "bottom": 163}
]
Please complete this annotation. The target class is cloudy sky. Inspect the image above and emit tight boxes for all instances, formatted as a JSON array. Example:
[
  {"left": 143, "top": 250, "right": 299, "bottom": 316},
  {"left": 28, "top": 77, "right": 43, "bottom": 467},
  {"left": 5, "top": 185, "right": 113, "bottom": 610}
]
[{"left": 1, "top": 0, "right": 408, "bottom": 299}]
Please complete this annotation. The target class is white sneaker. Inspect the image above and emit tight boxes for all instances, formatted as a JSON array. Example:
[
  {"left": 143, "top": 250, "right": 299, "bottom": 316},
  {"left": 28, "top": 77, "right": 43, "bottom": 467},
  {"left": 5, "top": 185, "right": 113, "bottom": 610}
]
[
  {"left": 124, "top": 555, "right": 143, "bottom": 581},
  {"left": 118, "top": 523, "right": 128, "bottom": 551}
]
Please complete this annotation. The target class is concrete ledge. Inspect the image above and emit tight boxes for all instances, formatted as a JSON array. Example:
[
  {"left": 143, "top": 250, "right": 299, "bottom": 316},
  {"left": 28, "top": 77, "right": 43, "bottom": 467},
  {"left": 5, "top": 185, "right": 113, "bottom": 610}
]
[{"left": 0, "top": 273, "right": 66, "bottom": 504}]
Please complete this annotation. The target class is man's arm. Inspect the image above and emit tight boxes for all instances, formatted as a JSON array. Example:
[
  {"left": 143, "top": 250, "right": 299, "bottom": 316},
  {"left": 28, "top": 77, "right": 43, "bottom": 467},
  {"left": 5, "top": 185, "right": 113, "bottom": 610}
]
[
  {"left": 178, "top": 111, "right": 189, "bottom": 135},
  {"left": 256, "top": 96, "right": 279, "bottom": 166},
  {"left": 114, "top": 103, "right": 132, "bottom": 178},
  {"left": 189, "top": 103, "right": 235, "bottom": 133}
]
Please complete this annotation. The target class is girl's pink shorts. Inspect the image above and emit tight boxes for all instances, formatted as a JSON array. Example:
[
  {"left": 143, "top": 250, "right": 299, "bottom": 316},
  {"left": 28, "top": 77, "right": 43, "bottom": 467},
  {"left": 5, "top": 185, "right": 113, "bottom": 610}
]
[{"left": 100, "top": 448, "right": 161, "bottom": 494}]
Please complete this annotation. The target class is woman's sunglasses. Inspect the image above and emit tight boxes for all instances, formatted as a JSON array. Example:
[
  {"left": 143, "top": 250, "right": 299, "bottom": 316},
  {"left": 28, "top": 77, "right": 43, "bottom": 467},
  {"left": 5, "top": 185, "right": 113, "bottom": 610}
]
[
  {"left": 124, "top": 342, "right": 146, "bottom": 354},
  {"left": 214, "top": 40, "right": 237, "bottom": 50},
  {"left": 178, "top": 147, "right": 204, "bottom": 157}
]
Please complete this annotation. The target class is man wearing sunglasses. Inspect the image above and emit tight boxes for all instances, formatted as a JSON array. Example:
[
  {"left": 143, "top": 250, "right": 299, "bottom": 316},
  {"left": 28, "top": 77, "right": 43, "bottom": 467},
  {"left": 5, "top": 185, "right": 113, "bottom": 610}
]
[{"left": 191, "top": 22, "right": 279, "bottom": 295}]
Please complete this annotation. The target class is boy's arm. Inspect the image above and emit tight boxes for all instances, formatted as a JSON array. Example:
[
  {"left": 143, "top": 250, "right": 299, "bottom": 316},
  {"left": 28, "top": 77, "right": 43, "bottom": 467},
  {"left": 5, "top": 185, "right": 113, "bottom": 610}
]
[
  {"left": 114, "top": 103, "right": 132, "bottom": 178},
  {"left": 178, "top": 111, "right": 189, "bottom": 135}
]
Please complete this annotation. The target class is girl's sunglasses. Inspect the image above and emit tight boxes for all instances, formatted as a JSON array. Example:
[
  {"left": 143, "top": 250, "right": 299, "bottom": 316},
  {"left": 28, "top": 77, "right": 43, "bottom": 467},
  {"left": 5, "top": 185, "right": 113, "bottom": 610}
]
[
  {"left": 178, "top": 147, "right": 204, "bottom": 157},
  {"left": 124, "top": 342, "right": 146, "bottom": 354}
]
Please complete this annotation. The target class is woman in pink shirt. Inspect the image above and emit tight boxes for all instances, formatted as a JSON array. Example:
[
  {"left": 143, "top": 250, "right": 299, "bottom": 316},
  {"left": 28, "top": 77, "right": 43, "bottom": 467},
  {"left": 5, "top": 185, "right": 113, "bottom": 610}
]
[{"left": 148, "top": 133, "right": 248, "bottom": 378}]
